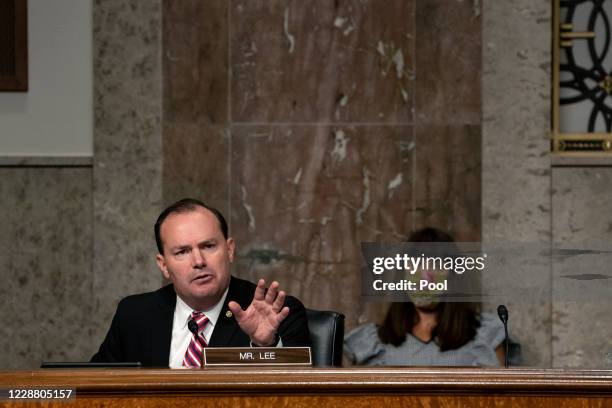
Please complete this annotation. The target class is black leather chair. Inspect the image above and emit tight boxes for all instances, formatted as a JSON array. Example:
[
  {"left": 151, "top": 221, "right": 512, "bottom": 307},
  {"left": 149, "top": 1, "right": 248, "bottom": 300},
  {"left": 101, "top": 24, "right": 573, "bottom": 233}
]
[{"left": 306, "top": 309, "right": 345, "bottom": 367}]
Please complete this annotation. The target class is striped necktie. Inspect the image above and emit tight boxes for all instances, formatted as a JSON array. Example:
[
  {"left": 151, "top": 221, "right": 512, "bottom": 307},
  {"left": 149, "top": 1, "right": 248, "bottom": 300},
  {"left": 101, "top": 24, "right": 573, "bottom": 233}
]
[{"left": 182, "top": 311, "right": 209, "bottom": 367}]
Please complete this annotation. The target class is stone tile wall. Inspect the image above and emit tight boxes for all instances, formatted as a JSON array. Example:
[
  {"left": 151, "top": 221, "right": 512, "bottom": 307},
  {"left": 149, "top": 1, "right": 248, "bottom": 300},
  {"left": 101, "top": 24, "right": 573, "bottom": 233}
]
[
  {"left": 552, "top": 168, "right": 612, "bottom": 368},
  {"left": 92, "top": 0, "right": 164, "bottom": 342},
  {"left": 163, "top": 0, "right": 482, "bottom": 330},
  {"left": 482, "top": 0, "right": 552, "bottom": 367},
  {"left": 0, "top": 168, "right": 92, "bottom": 368}
]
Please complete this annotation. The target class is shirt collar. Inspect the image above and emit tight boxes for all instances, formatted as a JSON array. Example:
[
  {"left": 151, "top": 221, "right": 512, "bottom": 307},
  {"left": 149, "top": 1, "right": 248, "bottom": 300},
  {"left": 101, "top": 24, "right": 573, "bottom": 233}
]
[{"left": 175, "top": 287, "right": 229, "bottom": 330}]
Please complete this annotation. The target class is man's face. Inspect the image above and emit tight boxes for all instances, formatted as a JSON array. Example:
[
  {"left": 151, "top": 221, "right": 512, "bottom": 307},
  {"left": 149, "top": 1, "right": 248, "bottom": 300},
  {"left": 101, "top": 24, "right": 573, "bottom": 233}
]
[{"left": 155, "top": 207, "right": 235, "bottom": 310}]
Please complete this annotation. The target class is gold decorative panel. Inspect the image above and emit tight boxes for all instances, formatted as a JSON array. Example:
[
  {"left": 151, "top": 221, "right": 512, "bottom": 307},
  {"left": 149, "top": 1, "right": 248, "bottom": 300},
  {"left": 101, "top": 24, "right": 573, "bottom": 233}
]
[{"left": 553, "top": 0, "right": 612, "bottom": 154}]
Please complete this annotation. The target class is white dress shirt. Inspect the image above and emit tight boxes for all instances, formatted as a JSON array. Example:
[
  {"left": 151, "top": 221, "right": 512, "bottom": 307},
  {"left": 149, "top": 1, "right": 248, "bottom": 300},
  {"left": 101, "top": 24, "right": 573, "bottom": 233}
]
[{"left": 168, "top": 288, "right": 228, "bottom": 368}]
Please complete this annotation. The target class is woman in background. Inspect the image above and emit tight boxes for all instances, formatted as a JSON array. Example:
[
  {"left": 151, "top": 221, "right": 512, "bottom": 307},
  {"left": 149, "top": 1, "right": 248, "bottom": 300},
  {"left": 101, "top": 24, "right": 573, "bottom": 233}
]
[{"left": 344, "top": 227, "right": 508, "bottom": 366}]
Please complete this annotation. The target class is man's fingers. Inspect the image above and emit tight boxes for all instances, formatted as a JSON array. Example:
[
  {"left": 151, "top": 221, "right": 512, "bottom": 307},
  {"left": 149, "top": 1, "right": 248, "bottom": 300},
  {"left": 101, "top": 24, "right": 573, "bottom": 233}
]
[
  {"left": 265, "top": 281, "right": 279, "bottom": 303},
  {"left": 272, "top": 290, "right": 286, "bottom": 312},
  {"left": 227, "top": 301, "right": 245, "bottom": 320},
  {"left": 275, "top": 306, "right": 290, "bottom": 324},
  {"left": 253, "top": 278, "right": 266, "bottom": 301}
]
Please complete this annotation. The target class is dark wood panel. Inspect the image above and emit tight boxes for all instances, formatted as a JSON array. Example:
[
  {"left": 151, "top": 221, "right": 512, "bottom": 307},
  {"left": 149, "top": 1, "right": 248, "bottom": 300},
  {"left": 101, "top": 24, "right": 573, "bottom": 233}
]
[
  {"left": 2, "top": 395, "right": 612, "bottom": 408},
  {"left": 1, "top": 368, "right": 611, "bottom": 395},
  {"left": 0, "top": 0, "right": 27, "bottom": 91}
]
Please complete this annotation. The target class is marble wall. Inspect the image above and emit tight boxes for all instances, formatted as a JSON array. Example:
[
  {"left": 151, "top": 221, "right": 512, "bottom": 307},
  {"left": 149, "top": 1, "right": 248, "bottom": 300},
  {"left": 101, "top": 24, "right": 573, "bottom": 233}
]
[
  {"left": 483, "top": 0, "right": 612, "bottom": 369},
  {"left": 482, "top": 0, "right": 552, "bottom": 367},
  {"left": 2, "top": 0, "right": 608, "bottom": 370},
  {"left": 92, "top": 0, "right": 164, "bottom": 342},
  {"left": 552, "top": 168, "right": 612, "bottom": 368},
  {"left": 0, "top": 167, "right": 92, "bottom": 369},
  {"left": 163, "top": 0, "right": 481, "bottom": 330},
  {"left": 0, "top": 0, "right": 164, "bottom": 369}
]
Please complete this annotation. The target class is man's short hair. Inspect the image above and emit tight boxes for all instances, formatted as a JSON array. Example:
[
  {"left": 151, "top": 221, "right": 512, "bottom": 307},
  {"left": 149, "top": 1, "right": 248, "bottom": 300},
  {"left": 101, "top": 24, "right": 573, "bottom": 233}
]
[{"left": 154, "top": 198, "right": 229, "bottom": 254}]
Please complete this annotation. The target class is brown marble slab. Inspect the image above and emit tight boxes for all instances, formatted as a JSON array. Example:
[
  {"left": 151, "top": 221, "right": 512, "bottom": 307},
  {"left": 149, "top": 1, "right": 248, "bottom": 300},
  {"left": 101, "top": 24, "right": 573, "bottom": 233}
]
[
  {"left": 230, "top": 0, "right": 415, "bottom": 123},
  {"left": 227, "top": 125, "right": 414, "bottom": 326},
  {"left": 159, "top": 0, "right": 484, "bottom": 355},
  {"left": 163, "top": 0, "right": 229, "bottom": 124},
  {"left": 413, "top": 125, "right": 481, "bottom": 242},
  {"left": 229, "top": 125, "right": 415, "bottom": 256},
  {"left": 163, "top": 123, "right": 230, "bottom": 215},
  {"left": 415, "top": 0, "right": 481, "bottom": 126}
]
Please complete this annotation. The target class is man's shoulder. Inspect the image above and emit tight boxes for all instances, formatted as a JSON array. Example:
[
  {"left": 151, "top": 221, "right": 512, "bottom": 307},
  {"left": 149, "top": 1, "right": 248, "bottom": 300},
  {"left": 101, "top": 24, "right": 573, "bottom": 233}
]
[
  {"left": 227, "top": 276, "right": 256, "bottom": 307},
  {"left": 229, "top": 275, "right": 257, "bottom": 292},
  {"left": 117, "top": 284, "right": 175, "bottom": 313}
]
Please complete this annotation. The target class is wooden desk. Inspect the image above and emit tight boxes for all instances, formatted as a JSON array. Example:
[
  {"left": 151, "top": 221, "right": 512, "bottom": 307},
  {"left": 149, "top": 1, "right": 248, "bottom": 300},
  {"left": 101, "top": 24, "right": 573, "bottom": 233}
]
[{"left": 1, "top": 367, "right": 611, "bottom": 407}]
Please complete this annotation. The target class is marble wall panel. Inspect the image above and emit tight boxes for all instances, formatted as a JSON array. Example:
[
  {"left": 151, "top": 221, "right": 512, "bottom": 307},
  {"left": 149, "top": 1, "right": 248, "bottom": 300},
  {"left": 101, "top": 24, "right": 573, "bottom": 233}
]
[
  {"left": 163, "top": 0, "right": 228, "bottom": 125},
  {"left": 162, "top": 0, "right": 230, "bottom": 214},
  {"left": 229, "top": 125, "right": 414, "bottom": 329},
  {"left": 412, "top": 0, "right": 482, "bottom": 243},
  {"left": 234, "top": 258, "right": 384, "bottom": 332},
  {"left": 482, "top": 0, "right": 552, "bottom": 367},
  {"left": 552, "top": 168, "right": 612, "bottom": 368},
  {"left": 93, "top": 0, "right": 164, "bottom": 340},
  {"left": 414, "top": 125, "right": 481, "bottom": 241},
  {"left": 163, "top": 123, "right": 230, "bottom": 214},
  {"left": 161, "top": 0, "right": 483, "bottom": 344},
  {"left": 415, "top": 0, "right": 481, "bottom": 125},
  {"left": 230, "top": 0, "right": 415, "bottom": 123},
  {"left": 0, "top": 168, "right": 92, "bottom": 369}
]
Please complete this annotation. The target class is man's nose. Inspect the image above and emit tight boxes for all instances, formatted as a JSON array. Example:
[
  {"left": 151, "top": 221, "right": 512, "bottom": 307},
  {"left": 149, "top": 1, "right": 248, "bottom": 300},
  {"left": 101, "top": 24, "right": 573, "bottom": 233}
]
[{"left": 191, "top": 249, "right": 206, "bottom": 268}]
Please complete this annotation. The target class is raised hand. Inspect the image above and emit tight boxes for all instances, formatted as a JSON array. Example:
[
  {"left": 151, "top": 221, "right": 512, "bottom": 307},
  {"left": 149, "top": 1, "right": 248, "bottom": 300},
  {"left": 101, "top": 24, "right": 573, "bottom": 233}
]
[{"left": 227, "top": 279, "right": 290, "bottom": 346}]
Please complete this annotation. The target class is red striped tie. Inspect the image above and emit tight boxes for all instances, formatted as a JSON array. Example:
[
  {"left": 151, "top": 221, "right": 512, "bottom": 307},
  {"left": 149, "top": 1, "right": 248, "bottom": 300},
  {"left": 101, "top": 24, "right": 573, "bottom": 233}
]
[{"left": 182, "top": 311, "right": 209, "bottom": 367}]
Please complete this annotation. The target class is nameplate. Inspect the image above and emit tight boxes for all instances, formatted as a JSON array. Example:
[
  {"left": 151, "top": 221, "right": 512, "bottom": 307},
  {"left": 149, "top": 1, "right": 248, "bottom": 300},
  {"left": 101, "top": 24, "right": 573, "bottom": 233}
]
[{"left": 203, "top": 347, "right": 312, "bottom": 366}]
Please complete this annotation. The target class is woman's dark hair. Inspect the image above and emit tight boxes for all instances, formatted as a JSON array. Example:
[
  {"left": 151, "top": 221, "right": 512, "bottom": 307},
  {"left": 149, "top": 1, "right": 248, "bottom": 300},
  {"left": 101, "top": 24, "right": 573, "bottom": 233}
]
[{"left": 377, "top": 227, "right": 480, "bottom": 351}]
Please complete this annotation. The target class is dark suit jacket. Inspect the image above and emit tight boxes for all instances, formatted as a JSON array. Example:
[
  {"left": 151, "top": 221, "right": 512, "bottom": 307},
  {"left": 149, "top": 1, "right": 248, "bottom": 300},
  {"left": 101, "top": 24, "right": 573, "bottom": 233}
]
[{"left": 91, "top": 276, "right": 311, "bottom": 367}]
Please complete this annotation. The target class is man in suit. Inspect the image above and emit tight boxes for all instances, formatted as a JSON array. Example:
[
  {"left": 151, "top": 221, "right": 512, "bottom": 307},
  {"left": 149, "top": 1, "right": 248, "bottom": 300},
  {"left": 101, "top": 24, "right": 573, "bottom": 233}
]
[{"left": 91, "top": 198, "right": 310, "bottom": 367}]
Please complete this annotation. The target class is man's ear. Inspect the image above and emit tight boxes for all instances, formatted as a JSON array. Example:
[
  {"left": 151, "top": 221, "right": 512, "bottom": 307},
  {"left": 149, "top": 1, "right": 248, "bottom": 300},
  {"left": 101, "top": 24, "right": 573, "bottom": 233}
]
[
  {"left": 227, "top": 237, "right": 236, "bottom": 263},
  {"left": 156, "top": 253, "right": 170, "bottom": 280}
]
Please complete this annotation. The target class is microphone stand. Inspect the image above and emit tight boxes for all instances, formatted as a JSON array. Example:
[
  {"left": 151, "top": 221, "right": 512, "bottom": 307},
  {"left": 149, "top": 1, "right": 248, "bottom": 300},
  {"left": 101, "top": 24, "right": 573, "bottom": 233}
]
[{"left": 497, "top": 305, "right": 509, "bottom": 368}]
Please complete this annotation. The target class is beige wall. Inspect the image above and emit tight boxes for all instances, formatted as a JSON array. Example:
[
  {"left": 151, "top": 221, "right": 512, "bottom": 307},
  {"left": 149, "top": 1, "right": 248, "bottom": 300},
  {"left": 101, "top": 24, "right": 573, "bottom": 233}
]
[{"left": 0, "top": 0, "right": 93, "bottom": 156}]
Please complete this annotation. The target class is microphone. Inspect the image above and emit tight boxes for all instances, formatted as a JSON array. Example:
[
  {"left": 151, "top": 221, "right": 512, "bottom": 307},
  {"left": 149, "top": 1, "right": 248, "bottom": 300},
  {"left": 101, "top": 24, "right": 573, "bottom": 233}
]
[
  {"left": 497, "top": 305, "right": 509, "bottom": 368},
  {"left": 187, "top": 318, "right": 204, "bottom": 366}
]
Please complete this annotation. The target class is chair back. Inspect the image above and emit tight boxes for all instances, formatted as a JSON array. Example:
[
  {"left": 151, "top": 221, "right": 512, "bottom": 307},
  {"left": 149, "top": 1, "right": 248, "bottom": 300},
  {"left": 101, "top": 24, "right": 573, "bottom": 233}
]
[{"left": 306, "top": 309, "right": 345, "bottom": 367}]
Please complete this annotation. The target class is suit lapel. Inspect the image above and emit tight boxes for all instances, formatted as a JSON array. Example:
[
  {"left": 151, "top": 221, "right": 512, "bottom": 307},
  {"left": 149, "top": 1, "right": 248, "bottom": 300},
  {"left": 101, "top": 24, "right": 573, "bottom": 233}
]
[{"left": 149, "top": 284, "right": 176, "bottom": 366}]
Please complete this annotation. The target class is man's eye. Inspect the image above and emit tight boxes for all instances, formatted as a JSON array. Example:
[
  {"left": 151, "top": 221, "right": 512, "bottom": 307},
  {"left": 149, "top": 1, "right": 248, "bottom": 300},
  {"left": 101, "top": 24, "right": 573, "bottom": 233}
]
[
  {"left": 204, "top": 243, "right": 216, "bottom": 249},
  {"left": 175, "top": 249, "right": 187, "bottom": 256}
]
